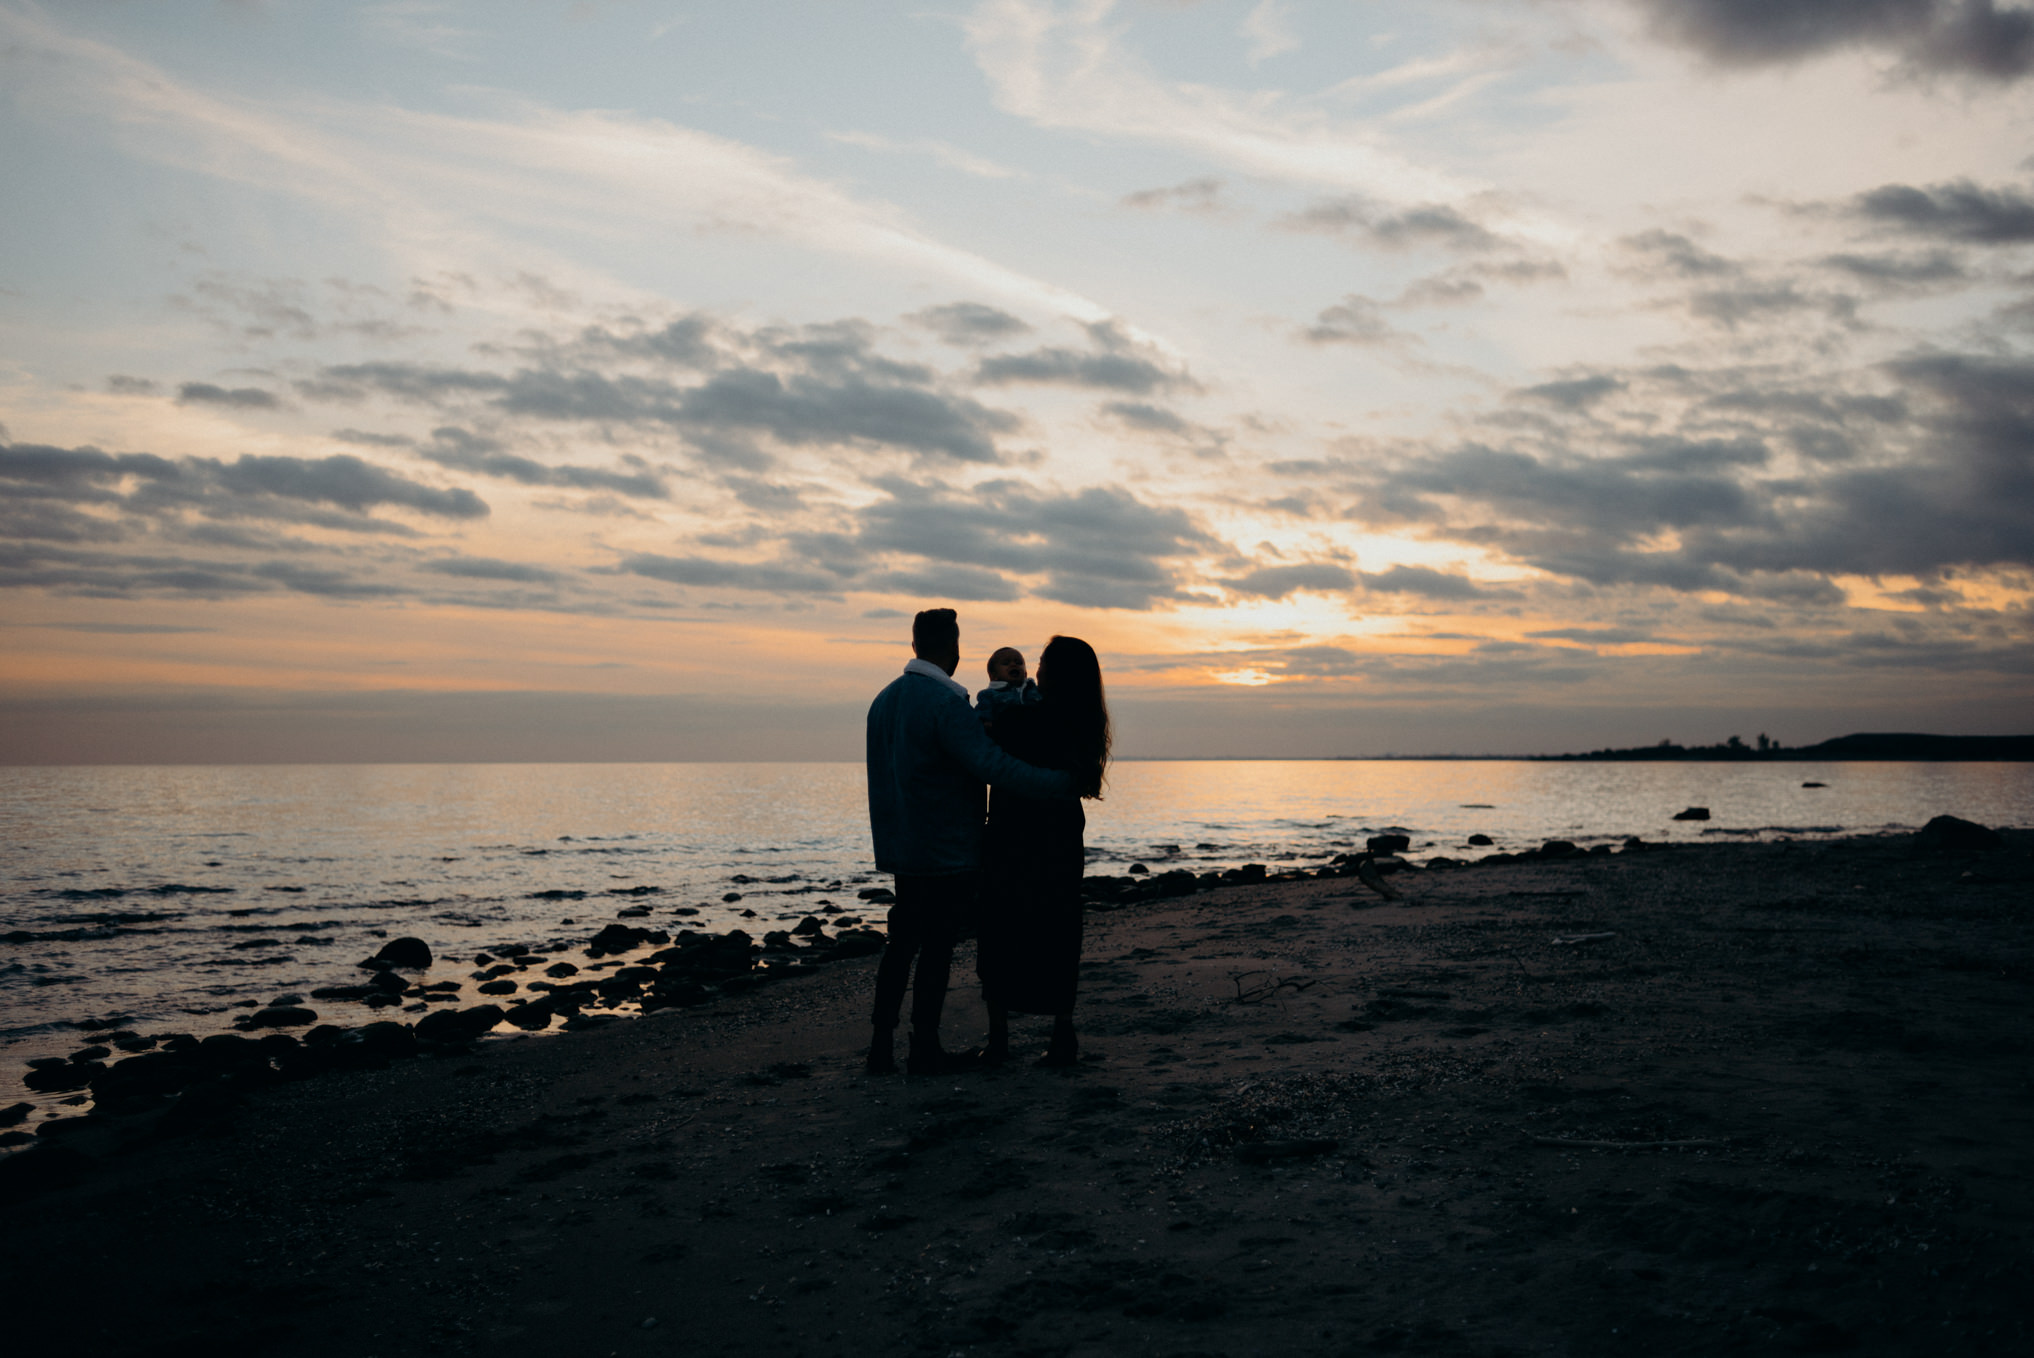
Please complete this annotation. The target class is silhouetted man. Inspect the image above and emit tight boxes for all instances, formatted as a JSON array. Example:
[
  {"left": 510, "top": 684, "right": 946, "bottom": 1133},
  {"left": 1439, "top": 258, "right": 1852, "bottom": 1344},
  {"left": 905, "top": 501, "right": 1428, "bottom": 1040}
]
[{"left": 865, "top": 608, "right": 1075, "bottom": 1075}]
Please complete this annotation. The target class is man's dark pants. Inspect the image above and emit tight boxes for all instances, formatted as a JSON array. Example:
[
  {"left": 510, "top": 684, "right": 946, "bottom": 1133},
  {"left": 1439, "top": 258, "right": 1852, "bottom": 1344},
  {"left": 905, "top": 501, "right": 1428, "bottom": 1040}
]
[{"left": 871, "top": 871, "right": 976, "bottom": 1037}]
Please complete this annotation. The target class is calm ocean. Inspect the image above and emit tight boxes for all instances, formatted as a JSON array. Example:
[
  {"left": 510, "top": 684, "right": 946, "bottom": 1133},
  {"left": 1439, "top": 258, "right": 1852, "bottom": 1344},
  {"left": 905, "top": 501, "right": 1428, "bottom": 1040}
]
[{"left": 5, "top": 759, "right": 2031, "bottom": 1084}]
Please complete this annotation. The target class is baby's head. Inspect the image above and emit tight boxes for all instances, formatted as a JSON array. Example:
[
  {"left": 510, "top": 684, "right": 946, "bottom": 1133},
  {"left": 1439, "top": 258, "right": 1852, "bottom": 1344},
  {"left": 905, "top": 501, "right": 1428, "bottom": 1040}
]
[{"left": 986, "top": 646, "right": 1027, "bottom": 685}]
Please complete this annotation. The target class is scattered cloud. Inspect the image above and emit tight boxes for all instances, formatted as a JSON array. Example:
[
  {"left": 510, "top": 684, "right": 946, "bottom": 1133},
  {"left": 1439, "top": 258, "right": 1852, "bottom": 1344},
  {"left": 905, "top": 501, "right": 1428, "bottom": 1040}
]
[
  {"left": 1848, "top": 179, "right": 2034, "bottom": 243},
  {"left": 177, "top": 382, "right": 281, "bottom": 410},
  {"left": 975, "top": 321, "right": 1196, "bottom": 394},
  {"left": 1625, "top": 0, "right": 2034, "bottom": 82},
  {"left": 1283, "top": 197, "right": 1502, "bottom": 253},
  {"left": 1120, "top": 177, "right": 1228, "bottom": 214},
  {"left": 907, "top": 302, "right": 1033, "bottom": 347},
  {"left": 1221, "top": 562, "right": 1356, "bottom": 599}
]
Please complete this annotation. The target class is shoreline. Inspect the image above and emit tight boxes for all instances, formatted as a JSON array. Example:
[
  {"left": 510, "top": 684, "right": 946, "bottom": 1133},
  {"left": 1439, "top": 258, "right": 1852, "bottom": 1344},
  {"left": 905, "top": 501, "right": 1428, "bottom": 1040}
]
[{"left": 3, "top": 833, "right": 2030, "bottom": 1356}]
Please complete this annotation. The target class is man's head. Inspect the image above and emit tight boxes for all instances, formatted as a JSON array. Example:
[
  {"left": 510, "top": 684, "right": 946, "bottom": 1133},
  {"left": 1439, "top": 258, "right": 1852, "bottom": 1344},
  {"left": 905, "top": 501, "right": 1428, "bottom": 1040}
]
[
  {"left": 986, "top": 647, "right": 1026, "bottom": 685},
  {"left": 911, "top": 608, "right": 960, "bottom": 675}
]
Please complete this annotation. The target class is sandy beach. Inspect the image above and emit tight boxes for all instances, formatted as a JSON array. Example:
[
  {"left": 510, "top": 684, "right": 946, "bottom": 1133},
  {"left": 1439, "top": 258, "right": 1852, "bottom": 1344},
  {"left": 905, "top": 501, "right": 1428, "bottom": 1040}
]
[{"left": 3, "top": 833, "right": 2029, "bottom": 1357}]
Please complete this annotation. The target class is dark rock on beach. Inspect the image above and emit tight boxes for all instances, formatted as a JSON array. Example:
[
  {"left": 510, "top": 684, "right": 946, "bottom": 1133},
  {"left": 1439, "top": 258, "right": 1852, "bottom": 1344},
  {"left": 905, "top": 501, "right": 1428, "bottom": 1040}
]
[
  {"left": 414, "top": 1005, "right": 505, "bottom": 1045},
  {"left": 1367, "top": 833, "right": 1412, "bottom": 854},
  {"left": 374, "top": 937, "right": 433, "bottom": 970},
  {"left": 1672, "top": 806, "right": 1711, "bottom": 821},
  {"left": 1912, "top": 814, "right": 2003, "bottom": 852}
]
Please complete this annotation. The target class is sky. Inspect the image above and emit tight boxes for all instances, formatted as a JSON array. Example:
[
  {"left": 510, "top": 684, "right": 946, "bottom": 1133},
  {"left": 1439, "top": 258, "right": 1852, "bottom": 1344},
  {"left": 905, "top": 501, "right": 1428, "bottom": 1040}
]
[{"left": 1, "top": 0, "right": 2031, "bottom": 762}]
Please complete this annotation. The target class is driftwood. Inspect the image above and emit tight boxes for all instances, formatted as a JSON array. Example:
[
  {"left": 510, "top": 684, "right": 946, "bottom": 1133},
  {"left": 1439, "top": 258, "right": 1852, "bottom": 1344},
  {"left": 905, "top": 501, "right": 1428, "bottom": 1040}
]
[
  {"left": 1525, "top": 1132, "right": 1722, "bottom": 1150},
  {"left": 1229, "top": 971, "right": 1315, "bottom": 1004},
  {"left": 1550, "top": 932, "right": 1616, "bottom": 946},
  {"left": 1354, "top": 859, "right": 1402, "bottom": 901}
]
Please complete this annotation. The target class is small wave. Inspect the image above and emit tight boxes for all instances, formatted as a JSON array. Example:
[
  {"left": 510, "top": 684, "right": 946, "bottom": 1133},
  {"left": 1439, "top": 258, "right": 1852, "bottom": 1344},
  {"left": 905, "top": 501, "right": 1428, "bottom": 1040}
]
[
  {"left": 529, "top": 889, "right": 587, "bottom": 900},
  {"left": 51, "top": 887, "right": 130, "bottom": 901},
  {"left": 50, "top": 910, "right": 183, "bottom": 926}
]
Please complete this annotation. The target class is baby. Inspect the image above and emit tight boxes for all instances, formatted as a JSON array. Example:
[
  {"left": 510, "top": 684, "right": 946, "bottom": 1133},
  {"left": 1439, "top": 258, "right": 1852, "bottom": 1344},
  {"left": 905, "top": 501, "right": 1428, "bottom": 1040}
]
[{"left": 975, "top": 645, "right": 1042, "bottom": 723}]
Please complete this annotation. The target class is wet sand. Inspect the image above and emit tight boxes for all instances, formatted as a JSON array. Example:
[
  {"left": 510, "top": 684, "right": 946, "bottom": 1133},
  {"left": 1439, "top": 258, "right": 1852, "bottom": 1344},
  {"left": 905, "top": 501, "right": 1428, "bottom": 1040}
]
[{"left": 3, "top": 835, "right": 2030, "bottom": 1357}]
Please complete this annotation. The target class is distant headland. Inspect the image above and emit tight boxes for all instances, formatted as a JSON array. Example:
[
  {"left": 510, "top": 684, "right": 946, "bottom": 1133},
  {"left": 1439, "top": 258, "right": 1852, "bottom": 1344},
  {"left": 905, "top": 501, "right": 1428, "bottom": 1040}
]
[{"left": 1541, "top": 732, "right": 2034, "bottom": 761}]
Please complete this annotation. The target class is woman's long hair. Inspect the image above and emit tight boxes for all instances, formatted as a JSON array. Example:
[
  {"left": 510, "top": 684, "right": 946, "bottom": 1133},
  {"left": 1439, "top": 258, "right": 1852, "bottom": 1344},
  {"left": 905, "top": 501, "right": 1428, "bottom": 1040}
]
[{"left": 1040, "top": 634, "right": 1111, "bottom": 800}]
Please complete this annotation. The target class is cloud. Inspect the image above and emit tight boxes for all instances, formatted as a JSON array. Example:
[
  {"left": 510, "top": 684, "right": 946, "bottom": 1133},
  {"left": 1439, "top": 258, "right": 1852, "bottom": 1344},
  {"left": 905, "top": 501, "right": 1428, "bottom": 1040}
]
[
  {"left": 1283, "top": 197, "right": 1502, "bottom": 252},
  {"left": 309, "top": 319, "right": 1022, "bottom": 465},
  {"left": 414, "top": 427, "right": 668, "bottom": 499},
  {"left": 1620, "top": 228, "right": 1737, "bottom": 279},
  {"left": 1120, "top": 177, "right": 1228, "bottom": 214},
  {"left": 907, "top": 302, "right": 1033, "bottom": 346},
  {"left": 215, "top": 453, "right": 486, "bottom": 519},
  {"left": 177, "top": 382, "right": 281, "bottom": 410},
  {"left": 1300, "top": 295, "right": 1410, "bottom": 346},
  {"left": 106, "top": 375, "right": 159, "bottom": 396},
  {"left": 1528, "top": 625, "right": 1661, "bottom": 645},
  {"left": 1358, "top": 565, "right": 1493, "bottom": 599},
  {"left": 974, "top": 322, "right": 1195, "bottom": 395},
  {"left": 1850, "top": 179, "right": 2034, "bottom": 243},
  {"left": 1626, "top": 0, "right": 2034, "bottom": 82},
  {"left": 1819, "top": 249, "right": 1969, "bottom": 286},
  {"left": 853, "top": 479, "right": 1218, "bottom": 611},
  {"left": 1240, "top": 0, "right": 1300, "bottom": 65},
  {"left": 1220, "top": 562, "right": 1356, "bottom": 599},
  {"left": 618, "top": 552, "right": 845, "bottom": 596},
  {"left": 1512, "top": 375, "right": 1625, "bottom": 409},
  {"left": 962, "top": 0, "right": 1460, "bottom": 197},
  {"left": 418, "top": 555, "right": 562, "bottom": 584},
  {"left": 0, "top": 440, "right": 487, "bottom": 532}
]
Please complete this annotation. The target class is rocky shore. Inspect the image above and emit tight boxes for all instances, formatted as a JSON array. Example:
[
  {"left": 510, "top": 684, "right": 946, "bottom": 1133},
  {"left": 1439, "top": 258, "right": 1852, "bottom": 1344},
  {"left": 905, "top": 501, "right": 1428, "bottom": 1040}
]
[{"left": 2, "top": 829, "right": 2029, "bottom": 1357}]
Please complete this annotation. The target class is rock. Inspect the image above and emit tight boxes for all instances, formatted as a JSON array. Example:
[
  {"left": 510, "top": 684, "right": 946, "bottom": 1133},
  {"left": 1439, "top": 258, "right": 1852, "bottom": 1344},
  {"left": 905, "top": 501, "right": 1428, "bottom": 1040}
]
[
  {"left": 474, "top": 952, "right": 495, "bottom": 965},
  {"left": 545, "top": 961, "right": 580, "bottom": 978},
  {"left": 269, "top": 994, "right": 304, "bottom": 1006},
  {"left": 1802, "top": 781, "right": 1828, "bottom": 789},
  {"left": 856, "top": 887, "right": 895, "bottom": 904},
  {"left": 1672, "top": 806, "right": 1711, "bottom": 821},
  {"left": 792, "top": 915, "right": 824, "bottom": 936},
  {"left": 1368, "top": 834, "right": 1412, "bottom": 855},
  {"left": 1913, "top": 815, "right": 2003, "bottom": 852},
  {"left": 197, "top": 1034, "right": 264, "bottom": 1067},
  {"left": 1426, "top": 857, "right": 1459, "bottom": 868},
  {"left": 370, "top": 970, "right": 411, "bottom": 995},
  {"left": 354, "top": 1021, "right": 415, "bottom": 1057},
  {"left": 24, "top": 1063, "right": 89, "bottom": 1092},
  {"left": 0, "top": 1103, "right": 30, "bottom": 1127},
  {"left": 586, "top": 923, "right": 650, "bottom": 956},
  {"left": 1467, "top": 833, "right": 1493, "bottom": 846},
  {"left": 414, "top": 1004, "right": 505, "bottom": 1045},
  {"left": 503, "top": 1001, "right": 555, "bottom": 1030},
  {"left": 1537, "top": 840, "right": 1579, "bottom": 859},
  {"left": 739, "top": 908, "right": 757, "bottom": 918},
  {"left": 616, "top": 905, "right": 651, "bottom": 918},
  {"left": 246, "top": 1006, "right": 317, "bottom": 1028},
  {"left": 71, "top": 1045, "right": 112, "bottom": 1063},
  {"left": 303, "top": 1025, "right": 345, "bottom": 1046},
  {"left": 1222, "top": 863, "right": 1268, "bottom": 884},
  {"left": 112, "top": 1035, "right": 156, "bottom": 1052},
  {"left": 722, "top": 892, "right": 743, "bottom": 903},
  {"left": 762, "top": 930, "right": 794, "bottom": 948},
  {"left": 362, "top": 993, "right": 403, "bottom": 1009},
  {"left": 27, "top": 1057, "right": 67, "bottom": 1070},
  {"left": 477, "top": 980, "right": 518, "bottom": 996},
  {"left": 375, "top": 936, "right": 434, "bottom": 969}
]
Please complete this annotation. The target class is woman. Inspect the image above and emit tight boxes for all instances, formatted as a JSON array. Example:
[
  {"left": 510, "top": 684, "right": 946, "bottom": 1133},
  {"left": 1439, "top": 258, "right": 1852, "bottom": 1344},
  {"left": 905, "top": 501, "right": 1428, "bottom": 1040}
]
[{"left": 976, "top": 634, "right": 1111, "bottom": 1067}]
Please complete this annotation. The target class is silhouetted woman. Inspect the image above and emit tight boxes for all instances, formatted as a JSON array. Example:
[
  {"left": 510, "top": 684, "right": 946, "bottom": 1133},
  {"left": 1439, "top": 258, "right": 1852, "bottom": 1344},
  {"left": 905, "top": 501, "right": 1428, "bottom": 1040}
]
[{"left": 976, "top": 634, "right": 1111, "bottom": 1067}]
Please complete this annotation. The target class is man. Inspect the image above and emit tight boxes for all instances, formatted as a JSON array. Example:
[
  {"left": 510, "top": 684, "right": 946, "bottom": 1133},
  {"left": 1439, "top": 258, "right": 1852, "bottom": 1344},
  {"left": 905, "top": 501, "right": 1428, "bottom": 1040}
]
[{"left": 865, "top": 608, "right": 1076, "bottom": 1075}]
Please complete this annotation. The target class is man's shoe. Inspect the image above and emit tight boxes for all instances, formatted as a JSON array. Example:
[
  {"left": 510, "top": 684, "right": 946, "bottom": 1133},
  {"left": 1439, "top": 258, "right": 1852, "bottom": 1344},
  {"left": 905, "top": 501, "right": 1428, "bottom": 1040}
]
[{"left": 866, "top": 1031, "right": 898, "bottom": 1075}]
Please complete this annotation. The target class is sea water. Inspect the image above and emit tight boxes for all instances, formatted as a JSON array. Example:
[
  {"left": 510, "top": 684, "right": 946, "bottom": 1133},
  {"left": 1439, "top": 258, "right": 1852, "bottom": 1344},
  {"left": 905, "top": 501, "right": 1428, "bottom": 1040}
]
[{"left": 4, "top": 759, "right": 2030, "bottom": 1080}]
